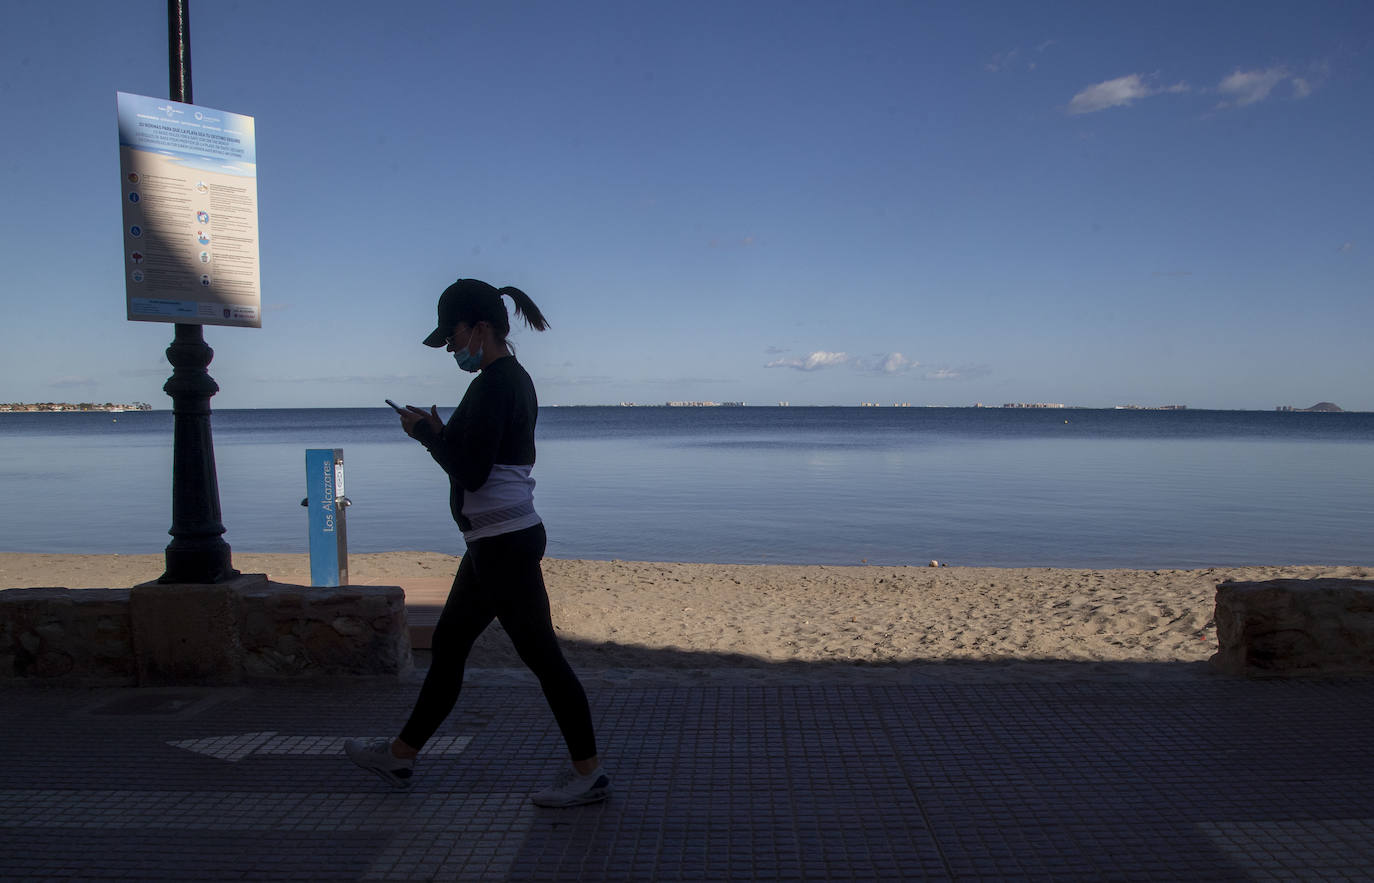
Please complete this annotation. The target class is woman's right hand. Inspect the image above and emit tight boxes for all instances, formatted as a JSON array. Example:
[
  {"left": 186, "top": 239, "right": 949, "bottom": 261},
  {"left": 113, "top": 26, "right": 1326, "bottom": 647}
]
[{"left": 400, "top": 405, "right": 442, "bottom": 439}]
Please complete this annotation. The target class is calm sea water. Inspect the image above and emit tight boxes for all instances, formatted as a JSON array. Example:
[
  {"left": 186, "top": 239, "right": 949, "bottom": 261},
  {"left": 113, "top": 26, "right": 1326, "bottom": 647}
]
[{"left": 1, "top": 406, "right": 1371, "bottom": 568}]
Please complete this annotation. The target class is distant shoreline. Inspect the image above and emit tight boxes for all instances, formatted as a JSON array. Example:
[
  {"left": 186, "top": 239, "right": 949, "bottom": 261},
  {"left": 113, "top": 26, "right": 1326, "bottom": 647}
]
[{"left": 1, "top": 402, "right": 152, "bottom": 413}]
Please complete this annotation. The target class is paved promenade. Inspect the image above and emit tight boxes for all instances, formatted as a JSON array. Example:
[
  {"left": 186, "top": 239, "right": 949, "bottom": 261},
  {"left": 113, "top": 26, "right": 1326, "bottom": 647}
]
[{"left": 3, "top": 661, "right": 1372, "bottom": 881}]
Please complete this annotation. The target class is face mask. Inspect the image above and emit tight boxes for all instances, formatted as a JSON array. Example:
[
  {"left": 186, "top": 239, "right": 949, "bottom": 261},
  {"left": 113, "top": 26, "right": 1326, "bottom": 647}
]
[{"left": 452, "top": 329, "right": 484, "bottom": 373}]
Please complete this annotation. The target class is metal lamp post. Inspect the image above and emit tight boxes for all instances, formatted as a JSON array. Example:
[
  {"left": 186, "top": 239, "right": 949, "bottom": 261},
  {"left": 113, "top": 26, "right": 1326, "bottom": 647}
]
[{"left": 158, "top": 0, "right": 236, "bottom": 584}]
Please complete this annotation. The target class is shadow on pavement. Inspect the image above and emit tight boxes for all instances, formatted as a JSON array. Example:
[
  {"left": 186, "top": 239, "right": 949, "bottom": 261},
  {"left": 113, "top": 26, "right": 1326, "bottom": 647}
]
[{"left": 3, "top": 623, "right": 1373, "bottom": 881}]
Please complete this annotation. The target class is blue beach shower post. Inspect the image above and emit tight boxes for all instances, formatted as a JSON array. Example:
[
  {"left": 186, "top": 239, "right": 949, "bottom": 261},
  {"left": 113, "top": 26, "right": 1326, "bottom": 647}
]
[{"left": 305, "top": 449, "right": 350, "bottom": 587}]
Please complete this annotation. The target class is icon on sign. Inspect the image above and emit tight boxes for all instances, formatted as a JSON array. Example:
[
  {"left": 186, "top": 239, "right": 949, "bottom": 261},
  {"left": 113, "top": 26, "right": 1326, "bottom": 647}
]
[
  {"left": 197, "top": 231, "right": 210, "bottom": 245},
  {"left": 127, "top": 172, "right": 140, "bottom": 184},
  {"left": 195, "top": 181, "right": 208, "bottom": 193},
  {"left": 196, "top": 211, "right": 210, "bottom": 224},
  {"left": 129, "top": 225, "right": 142, "bottom": 238},
  {"left": 130, "top": 252, "right": 144, "bottom": 264},
  {"left": 223, "top": 308, "right": 231, "bottom": 318},
  {"left": 194, "top": 112, "right": 203, "bottom": 121},
  {"left": 199, "top": 251, "right": 210, "bottom": 263},
  {"left": 128, "top": 192, "right": 140, "bottom": 203},
  {"left": 131, "top": 270, "right": 145, "bottom": 283},
  {"left": 201, "top": 274, "right": 212, "bottom": 286}
]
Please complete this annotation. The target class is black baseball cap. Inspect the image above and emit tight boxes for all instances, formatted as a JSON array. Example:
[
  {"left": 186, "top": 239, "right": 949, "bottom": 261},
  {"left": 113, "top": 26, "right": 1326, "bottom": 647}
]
[{"left": 422, "top": 278, "right": 501, "bottom": 347}]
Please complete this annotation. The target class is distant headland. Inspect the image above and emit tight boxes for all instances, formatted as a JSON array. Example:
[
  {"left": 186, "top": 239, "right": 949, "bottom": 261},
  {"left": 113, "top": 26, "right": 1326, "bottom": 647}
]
[
  {"left": 0, "top": 402, "right": 153, "bottom": 413},
  {"left": 1276, "top": 402, "right": 1344, "bottom": 412}
]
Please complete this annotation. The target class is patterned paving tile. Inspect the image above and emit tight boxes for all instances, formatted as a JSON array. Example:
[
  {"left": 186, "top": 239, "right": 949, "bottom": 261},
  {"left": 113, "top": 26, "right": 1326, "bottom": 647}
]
[{"left": 1, "top": 672, "right": 1372, "bottom": 880}]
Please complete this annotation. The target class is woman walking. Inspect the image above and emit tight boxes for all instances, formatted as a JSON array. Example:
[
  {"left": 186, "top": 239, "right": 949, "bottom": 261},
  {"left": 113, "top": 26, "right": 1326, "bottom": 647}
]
[{"left": 345, "top": 278, "right": 609, "bottom": 808}]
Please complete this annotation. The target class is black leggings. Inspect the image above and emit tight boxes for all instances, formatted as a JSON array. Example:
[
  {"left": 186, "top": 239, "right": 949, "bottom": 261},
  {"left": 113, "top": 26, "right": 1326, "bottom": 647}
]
[{"left": 399, "top": 523, "right": 597, "bottom": 761}]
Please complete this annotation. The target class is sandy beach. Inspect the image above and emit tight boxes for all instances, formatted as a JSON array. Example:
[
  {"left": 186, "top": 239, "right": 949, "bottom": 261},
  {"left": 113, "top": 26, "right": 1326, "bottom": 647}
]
[{"left": 2, "top": 553, "right": 1367, "bottom": 671}]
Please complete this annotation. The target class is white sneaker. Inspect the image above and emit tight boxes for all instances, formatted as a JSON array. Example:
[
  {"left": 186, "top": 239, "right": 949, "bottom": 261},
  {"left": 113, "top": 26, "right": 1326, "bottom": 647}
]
[
  {"left": 531, "top": 766, "right": 612, "bottom": 807},
  {"left": 343, "top": 738, "right": 414, "bottom": 789}
]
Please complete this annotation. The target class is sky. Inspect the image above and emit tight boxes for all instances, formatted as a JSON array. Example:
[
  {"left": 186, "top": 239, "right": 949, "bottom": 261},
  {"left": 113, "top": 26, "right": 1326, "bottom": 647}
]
[{"left": 2, "top": 0, "right": 1371, "bottom": 409}]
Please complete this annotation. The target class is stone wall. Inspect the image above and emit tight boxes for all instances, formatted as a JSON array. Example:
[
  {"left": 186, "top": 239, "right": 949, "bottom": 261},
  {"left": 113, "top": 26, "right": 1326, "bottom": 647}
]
[
  {"left": 0, "top": 588, "right": 134, "bottom": 683},
  {"left": 238, "top": 581, "right": 412, "bottom": 679},
  {"left": 1212, "top": 578, "right": 1374, "bottom": 677},
  {"left": 0, "top": 575, "right": 411, "bottom": 686}
]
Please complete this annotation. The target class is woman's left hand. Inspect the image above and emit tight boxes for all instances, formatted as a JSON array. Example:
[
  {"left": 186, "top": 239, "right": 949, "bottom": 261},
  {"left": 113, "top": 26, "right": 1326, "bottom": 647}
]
[{"left": 400, "top": 405, "right": 442, "bottom": 439}]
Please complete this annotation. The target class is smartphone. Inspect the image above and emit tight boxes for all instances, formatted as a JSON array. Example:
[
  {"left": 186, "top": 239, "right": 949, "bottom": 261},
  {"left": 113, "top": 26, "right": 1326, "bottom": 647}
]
[{"left": 385, "top": 399, "right": 405, "bottom": 413}]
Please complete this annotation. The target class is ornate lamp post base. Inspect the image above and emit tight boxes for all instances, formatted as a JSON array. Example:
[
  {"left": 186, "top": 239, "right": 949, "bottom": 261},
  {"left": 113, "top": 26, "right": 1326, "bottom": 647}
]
[{"left": 160, "top": 323, "right": 237, "bottom": 584}]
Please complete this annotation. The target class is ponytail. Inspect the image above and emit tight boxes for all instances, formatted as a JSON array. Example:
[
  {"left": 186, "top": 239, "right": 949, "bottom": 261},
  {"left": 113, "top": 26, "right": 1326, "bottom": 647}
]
[{"left": 499, "top": 286, "right": 549, "bottom": 332}]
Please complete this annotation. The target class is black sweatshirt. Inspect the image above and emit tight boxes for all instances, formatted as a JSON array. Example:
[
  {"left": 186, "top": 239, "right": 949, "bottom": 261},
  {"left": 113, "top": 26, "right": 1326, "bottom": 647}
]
[{"left": 412, "top": 355, "right": 539, "bottom": 534}]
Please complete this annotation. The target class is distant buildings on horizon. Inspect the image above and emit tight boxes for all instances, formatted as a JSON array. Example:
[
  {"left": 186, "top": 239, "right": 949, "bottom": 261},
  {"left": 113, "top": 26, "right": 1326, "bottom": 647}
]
[
  {"left": 618, "top": 401, "right": 747, "bottom": 407},
  {"left": 0, "top": 402, "right": 153, "bottom": 413},
  {"left": 1111, "top": 404, "right": 1188, "bottom": 411}
]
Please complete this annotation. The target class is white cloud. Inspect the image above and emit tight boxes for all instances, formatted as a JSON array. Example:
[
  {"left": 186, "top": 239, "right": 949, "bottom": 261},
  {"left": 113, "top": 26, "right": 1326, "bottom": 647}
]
[
  {"left": 1211, "top": 61, "right": 1326, "bottom": 108},
  {"left": 1067, "top": 74, "right": 1157, "bottom": 114},
  {"left": 1067, "top": 74, "right": 1188, "bottom": 115},
  {"left": 765, "top": 351, "right": 850, "bottom": 371},
  {"left": 880, "top": 353, "right": 915, "bottom": 374},
  {"left": 1217, "top": 67, "right": 1289, "bottom": 107},
  {"left": 987, "top": 40, "right": 1055, "bottom": 74},
  {"left": 984, "top": 49, "right": 1020, "bottom": 73},
  {"left": 1339, "top": 241, "right": 1354, "bottom": 253},
  {"left": 856, "top": 353, "right": 918, "bottom": 375},
  {"left": 769, "top": 351, "right": 932, "bottom": 375},
  {"left": 1066, "top": 61, "right": 1323, "bottom": 119}
]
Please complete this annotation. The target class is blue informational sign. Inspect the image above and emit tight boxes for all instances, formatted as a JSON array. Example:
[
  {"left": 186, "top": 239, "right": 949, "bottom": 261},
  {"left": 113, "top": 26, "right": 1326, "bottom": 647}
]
[{"left": 305, "top": 448, "right": 348, "bottom": 587}]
